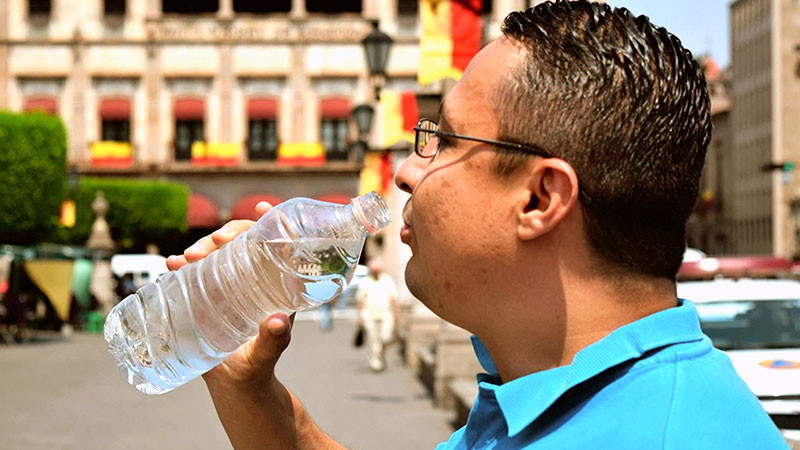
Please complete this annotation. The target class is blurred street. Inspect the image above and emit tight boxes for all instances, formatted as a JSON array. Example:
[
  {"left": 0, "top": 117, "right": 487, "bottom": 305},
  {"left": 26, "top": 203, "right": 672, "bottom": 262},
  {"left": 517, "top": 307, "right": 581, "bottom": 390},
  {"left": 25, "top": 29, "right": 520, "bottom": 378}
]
[{"left": 0, "top": 314, "right": 453, "bottom": 450}]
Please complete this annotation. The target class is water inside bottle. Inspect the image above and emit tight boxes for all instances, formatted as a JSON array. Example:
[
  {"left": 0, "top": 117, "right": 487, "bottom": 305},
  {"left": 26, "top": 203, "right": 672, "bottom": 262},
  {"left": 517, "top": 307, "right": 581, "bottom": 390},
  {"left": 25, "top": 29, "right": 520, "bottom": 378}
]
[
  {"left": 262, "top": 236, "right": 363, "bottom": 305},
  {"left": 105, "top": 236, "right": 363, "bottom": 394}
]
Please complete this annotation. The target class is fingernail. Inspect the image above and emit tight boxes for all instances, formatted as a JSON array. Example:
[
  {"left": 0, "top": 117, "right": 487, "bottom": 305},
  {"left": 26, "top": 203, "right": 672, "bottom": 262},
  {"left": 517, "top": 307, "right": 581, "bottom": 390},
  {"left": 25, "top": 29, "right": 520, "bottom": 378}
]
[{"left": 268, "top": 317, "right": 288, "bottom": 336}]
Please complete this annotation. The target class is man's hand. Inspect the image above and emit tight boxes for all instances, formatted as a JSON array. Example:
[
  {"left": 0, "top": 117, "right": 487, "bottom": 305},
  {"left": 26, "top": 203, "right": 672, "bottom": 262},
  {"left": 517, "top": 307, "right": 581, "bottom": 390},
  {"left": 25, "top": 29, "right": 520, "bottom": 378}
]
[
  {"left": 166, "top": 201, "right": 342, "bottom": 449},
  {"left": 166, "top": 201, "right": 292, "bottom": 386}
]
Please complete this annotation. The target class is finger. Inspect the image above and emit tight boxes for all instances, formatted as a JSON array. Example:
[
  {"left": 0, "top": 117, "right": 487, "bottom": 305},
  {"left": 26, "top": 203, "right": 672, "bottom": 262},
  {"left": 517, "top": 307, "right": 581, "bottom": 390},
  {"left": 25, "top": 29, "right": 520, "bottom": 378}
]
[
  {"left": 210, "top": 220, "right": 255, "bottom": 247},
  {"left": 255, "top": 201, "right": 273, "bottom": 217},
  {"left": 246, "top": 313, "right": 293, "bottom": 372},
  {"left": 166, "top": 254, "right": 188, "bottom": 271},
  {"left": 184, "top": 234, "right": 218, "bottom": 262}
]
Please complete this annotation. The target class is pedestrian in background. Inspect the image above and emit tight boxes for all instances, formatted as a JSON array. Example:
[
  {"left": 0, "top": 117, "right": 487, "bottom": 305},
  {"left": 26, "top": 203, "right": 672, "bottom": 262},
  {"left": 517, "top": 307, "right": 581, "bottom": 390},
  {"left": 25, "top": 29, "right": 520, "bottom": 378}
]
[{"left": 356, "top": 259, "right": 399, "bottom": 371}]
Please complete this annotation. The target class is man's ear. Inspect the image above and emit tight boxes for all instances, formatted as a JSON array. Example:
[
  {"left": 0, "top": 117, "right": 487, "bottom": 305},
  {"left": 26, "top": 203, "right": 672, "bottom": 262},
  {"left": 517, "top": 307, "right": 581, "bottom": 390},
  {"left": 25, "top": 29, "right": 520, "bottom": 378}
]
[{"left": 516, "top": 158, "right": 580, "bottom": 241}]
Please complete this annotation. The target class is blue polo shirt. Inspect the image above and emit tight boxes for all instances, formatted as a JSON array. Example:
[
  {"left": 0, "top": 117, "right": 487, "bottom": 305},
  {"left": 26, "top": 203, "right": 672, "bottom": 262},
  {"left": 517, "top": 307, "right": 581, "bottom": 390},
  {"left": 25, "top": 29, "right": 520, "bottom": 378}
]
[{"left": 436, "top": 300, "right": 788, "bottom": 449}]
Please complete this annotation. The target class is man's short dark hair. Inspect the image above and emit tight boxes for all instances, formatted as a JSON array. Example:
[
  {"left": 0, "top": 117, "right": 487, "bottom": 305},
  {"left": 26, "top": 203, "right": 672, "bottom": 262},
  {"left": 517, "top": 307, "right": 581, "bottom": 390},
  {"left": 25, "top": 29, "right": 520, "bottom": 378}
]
[{"left": 496, "top": 0, "right": 711, "bottom": 280}]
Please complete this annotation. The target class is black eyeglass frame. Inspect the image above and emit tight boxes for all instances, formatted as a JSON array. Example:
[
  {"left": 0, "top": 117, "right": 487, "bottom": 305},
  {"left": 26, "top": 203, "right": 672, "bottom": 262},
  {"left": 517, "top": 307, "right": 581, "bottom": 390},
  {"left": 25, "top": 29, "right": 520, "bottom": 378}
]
[
  {"left": 413, "top": 118, "right": 552, "bottom": 160},
  {"left": 412, "top": 118, "right": 592, "bottom": 204}
]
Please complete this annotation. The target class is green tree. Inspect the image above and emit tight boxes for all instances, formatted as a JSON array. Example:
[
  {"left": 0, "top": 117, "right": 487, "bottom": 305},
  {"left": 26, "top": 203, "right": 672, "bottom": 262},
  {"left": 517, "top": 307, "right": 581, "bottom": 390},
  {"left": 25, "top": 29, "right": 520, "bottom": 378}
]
[
  {"left": 50, "top": 177, "right": 189, "bottom": 250},
  {"left": 0, "top": 111, "right": 67, "bottom": 244}
]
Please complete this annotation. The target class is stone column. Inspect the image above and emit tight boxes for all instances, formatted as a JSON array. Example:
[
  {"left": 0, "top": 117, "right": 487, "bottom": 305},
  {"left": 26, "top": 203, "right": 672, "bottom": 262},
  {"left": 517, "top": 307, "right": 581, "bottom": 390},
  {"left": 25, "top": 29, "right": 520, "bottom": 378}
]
[
  {"left": 144, "top": 38, "right": 162, "bottom": 165},
  {"left": 147, "top": 0, "right": 162, "bottom": 18},
  {"left": 69, "top": 30, "right": 89, "bottom": 165},
  {"left": 218, "top": 0, "right": 234, "bottom": 19},
  {"left": 0, "top": 0, "right": 9, "bottom": 110},
  {"left": 289, "top": 45, "right": 308, "bottom": 142},
  {"left": 219, "top": 43, "right": 234, "bottom": 142},
  {"left": 290, "top": 0, "right": 307, "bottom": 19}
]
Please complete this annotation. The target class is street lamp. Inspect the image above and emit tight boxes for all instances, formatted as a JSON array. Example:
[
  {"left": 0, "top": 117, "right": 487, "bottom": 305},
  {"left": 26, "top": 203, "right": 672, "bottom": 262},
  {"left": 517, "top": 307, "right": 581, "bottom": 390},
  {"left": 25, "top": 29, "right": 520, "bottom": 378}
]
[
  {"left": 362, "top": 20, "right": 393, "bottom": 99},
  {"left": 352, "top": 104, "right": 375, "bottom": 138},
  {"left": 350, "top": 104, "right": 374, "bottom": 163},
  {"left": 362, "top": 20, "right": 393, "bottom": 77}
]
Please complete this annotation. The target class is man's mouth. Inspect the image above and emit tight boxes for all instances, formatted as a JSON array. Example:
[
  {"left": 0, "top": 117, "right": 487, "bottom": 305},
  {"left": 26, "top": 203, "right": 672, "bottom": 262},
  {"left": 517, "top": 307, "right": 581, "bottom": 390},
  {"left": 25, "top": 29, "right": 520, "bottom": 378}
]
[
  {"left": 401, "top": 200, "right": 412, "bottom": 228},
  {"left": 400, "top": 200, "right": 412, "bottom": 243}
]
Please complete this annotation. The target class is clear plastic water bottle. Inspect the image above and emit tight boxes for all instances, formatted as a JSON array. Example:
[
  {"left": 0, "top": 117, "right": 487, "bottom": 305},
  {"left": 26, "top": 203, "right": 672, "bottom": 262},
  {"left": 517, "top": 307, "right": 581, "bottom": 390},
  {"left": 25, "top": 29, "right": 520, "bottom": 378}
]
[{"left": 104, "top": 192, "right": 391, "bottom": 394}]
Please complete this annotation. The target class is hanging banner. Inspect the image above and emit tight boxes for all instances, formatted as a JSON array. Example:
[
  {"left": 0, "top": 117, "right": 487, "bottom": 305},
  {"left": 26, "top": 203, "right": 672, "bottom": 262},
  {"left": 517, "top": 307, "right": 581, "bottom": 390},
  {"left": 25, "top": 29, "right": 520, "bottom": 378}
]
[
  {"left": 192, "top": 142, "right": 241, "bottom": 166},
  {"left": 90, "top": 141, "right": 132, "bottom": 168},
  {"left": 24, "top": 260, "right": 75, "bottom": 322},
  {"left": 419, "top": 0, "right": 482, "bottom": 85},
  {"left": 277, "top": 142, "right": 325, "bottom": 166},
  {"left": 359, "top": 152, "right": 394, "bottom": 196},
  {"left": 381, "top": 91, "right": 419, "bottom": 149}
]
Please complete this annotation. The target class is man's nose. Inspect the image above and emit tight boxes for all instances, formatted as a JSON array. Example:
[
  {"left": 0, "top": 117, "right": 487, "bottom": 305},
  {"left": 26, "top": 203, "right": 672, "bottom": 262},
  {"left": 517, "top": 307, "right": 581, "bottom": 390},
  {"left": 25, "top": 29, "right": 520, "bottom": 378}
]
[{"left": 394, "top": 153, "right": 426, "bottom": 194}]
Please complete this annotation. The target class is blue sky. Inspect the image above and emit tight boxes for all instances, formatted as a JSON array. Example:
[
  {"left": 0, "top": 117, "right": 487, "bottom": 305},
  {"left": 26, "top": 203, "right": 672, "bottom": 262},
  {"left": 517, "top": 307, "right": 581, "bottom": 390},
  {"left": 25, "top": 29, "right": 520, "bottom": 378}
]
[{"left": 604, "top": 0, "right": 731, "bottom": 68}]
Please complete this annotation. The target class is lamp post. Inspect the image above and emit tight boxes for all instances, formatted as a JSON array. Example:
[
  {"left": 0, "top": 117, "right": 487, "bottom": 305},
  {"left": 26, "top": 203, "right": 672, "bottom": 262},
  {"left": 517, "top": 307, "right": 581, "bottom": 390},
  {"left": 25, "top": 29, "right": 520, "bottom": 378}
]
[
  {"left": 352, "top": 20, "right": 392, "bottom": 161},
  {"left": 362, "top": 19, "right": 393, "bottom": 100},
  {"left": 350, "top": 104, "right": 374, "bottom": 163}
]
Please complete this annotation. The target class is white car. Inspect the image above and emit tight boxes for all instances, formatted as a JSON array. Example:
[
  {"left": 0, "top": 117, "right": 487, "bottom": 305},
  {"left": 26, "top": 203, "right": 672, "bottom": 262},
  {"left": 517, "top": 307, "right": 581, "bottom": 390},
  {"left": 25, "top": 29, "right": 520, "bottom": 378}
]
[{"left": 677, "top": 278, "right": 800, "bottom": 431}]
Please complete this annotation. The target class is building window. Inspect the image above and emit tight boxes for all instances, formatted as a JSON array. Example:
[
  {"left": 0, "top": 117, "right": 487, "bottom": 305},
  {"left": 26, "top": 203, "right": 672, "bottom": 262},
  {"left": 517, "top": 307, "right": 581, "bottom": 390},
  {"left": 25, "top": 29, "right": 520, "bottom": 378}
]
[
  {"left": 102, "top": 120, "right": 130, "bottom": 142},
  {"left": 234, "top": 0, "right": 290, "bottom": 13},
  {"left": 163, "top": 0, "right": 218, "bottom": 14},
  {"left": 397, "top": 0, "right": 417, "bottom": 15},
  {"left": 248, "top": 119, "right": 278, "bottom": 160},
  {"left": 319, "top": 97, "right": 350, "bottom": 160},
  {"left": 99, "top": 98, "right": 131, "bottom": 141},
  {"left": 104, "top": 0, "right": 126, "bottom": 16},
  {"left": 320, "top": 119, "right": 349, "bottom": 160},
  {"left": 29, "top": 0, "right": 51, "bottom": 16},
  {"left": 175, "top": 120, "right": 204, "bottom": 160},
  {"left": 174, "top": 99, "right": 205, "bottom": 161},
  {"left": 306, "top": 0, "right": 361, "bottom": 13},
  {"left": 247, "top": 98, "right": 279, "bottom": 161}
]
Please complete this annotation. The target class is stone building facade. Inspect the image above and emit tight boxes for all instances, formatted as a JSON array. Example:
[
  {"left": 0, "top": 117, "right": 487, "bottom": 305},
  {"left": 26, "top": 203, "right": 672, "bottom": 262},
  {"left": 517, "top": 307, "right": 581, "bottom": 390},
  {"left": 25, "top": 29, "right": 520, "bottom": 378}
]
[
  {"left": 729, "top": 0, "right": 800, "bottom": 257},
  {"left": 0, "top": 0, "right": 522, "bottom": 234}
]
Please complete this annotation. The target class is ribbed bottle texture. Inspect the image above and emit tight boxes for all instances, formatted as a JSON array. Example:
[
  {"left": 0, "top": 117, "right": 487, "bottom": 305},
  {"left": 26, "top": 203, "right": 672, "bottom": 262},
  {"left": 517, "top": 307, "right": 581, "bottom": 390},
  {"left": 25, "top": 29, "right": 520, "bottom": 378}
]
[{"left": 104, "top": 192, "right": 391, "bottom": 394}]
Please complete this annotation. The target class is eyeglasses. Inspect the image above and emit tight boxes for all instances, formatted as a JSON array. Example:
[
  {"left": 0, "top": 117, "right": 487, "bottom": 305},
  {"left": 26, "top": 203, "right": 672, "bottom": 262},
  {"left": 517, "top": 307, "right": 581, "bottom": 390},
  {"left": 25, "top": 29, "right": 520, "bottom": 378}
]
[
  {"left": 413, "top": 118, "right": 552, "bottom": 159},
  {"left": 412, "top": 118, "right": 593, "bottom": 204}
]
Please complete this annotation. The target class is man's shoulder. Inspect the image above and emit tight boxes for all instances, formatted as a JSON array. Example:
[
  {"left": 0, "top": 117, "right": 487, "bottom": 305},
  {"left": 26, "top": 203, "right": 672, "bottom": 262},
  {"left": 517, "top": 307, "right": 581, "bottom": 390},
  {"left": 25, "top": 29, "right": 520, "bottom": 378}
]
[{"left": 614, "top": 339, "right": 786, "bottom": 448}]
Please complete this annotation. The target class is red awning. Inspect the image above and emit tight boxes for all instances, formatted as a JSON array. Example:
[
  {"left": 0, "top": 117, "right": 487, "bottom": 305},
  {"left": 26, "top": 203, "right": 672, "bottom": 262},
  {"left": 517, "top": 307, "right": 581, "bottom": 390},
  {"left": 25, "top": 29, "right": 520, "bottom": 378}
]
[
  {"left": 248, "top": 98, "right": 278, "bottom": 119},
  {"left": 100, "top": 98, "right": 131, "bottom": 120},
  {"left": 316, "top": 194, "right": 353, "bottom": 205},
  {"left": 187, "top": 194, "right": 220, "bottom": 228},
  {"left": 174, "top": 98, "right": 205, "bottom": 120},
  {"left": 320, "top": 98, "right": 351, "bottom": 119},
  {"left": 231, "top": 194, "right": 283, "bottom": 221},
  {"left": 24, "top": 98, "right": 57, "bottom": 115}
]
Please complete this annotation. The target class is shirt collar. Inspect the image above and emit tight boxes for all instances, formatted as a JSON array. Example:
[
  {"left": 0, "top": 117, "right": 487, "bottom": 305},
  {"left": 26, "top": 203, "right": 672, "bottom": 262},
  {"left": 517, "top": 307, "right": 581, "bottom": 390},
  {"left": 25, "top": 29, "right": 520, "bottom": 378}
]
[{"left": 470, "top": 299, "right": 705, "bottom": 437}]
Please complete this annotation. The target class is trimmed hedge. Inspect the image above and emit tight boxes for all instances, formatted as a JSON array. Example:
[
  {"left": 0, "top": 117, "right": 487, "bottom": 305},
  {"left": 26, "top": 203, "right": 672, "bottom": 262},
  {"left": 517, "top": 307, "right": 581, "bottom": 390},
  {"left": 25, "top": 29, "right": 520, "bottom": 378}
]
[
  {"left": 0, "top": 111, "right": 67, "bottom": 245},
  {"left": 51, "top": 177, "right": 189, "bottom": 250}
]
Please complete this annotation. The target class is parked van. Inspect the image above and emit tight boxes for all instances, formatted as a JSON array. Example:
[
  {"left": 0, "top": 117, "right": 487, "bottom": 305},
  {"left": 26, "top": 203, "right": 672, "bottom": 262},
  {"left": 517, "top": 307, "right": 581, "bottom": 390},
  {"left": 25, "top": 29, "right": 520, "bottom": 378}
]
[{"left": 110, "top": 254, "right": 168, "bottom": 291}]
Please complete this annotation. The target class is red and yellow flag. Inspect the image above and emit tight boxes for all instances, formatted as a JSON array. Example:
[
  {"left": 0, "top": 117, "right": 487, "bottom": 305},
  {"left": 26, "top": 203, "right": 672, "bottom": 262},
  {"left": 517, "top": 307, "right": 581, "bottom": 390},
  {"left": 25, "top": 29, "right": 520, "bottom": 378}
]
[
  {"left": 90, "top": 141, "right": 132, "bottom": 168},
  {"left": 419, "top": 0, "right": 482, "bottom": 85},
  {"left": 192, "top": 142, "right": 241, "bottom": 166},
  {"left": 380, "top": 91, "right": 419, "bottom": 148},
  {"left": 277, "top": 142, "right": 325, "bottom": 166},
  {"left": 359, "top": 152, "right": 394, "bottom": 196}
]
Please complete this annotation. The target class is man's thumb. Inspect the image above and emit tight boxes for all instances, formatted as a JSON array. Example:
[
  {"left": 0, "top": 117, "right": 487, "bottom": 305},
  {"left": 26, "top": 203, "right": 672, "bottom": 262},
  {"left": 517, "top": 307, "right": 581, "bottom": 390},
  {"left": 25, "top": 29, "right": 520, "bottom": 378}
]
[{"left": 248, "top": 313, "right": 293, "bottom": 370}]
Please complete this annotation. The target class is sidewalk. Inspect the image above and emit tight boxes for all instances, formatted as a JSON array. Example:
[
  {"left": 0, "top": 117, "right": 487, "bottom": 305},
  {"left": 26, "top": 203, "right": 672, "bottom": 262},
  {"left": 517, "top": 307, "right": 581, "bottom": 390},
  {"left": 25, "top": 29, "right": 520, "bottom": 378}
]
[{"left": 0, "top": 317, "right": 453, "bottom": 450}]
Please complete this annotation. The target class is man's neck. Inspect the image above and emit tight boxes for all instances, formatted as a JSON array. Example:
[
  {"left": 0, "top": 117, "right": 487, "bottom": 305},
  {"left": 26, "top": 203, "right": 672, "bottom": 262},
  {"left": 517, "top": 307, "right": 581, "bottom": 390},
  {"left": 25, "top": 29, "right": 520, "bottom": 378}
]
[{"left": 478, "top": 274, "right": 678, "bottom": 383}]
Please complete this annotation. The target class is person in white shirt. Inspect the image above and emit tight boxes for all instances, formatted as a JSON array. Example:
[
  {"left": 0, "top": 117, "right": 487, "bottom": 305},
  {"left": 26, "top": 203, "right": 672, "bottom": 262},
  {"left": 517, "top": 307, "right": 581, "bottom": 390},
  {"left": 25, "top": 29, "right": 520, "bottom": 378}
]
[{"left": 356, "top": 260, "right": 399, "bottom": 371}]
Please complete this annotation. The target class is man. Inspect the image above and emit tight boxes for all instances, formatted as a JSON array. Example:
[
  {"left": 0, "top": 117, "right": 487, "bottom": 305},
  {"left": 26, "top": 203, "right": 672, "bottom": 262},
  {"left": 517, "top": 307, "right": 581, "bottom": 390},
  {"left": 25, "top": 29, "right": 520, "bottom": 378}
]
[
  {"left": 168, "top": 1, "right": 788, "bottom": 448},
  {"left": 355, "top": 259, "right": 399, "bottom": 371}
]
